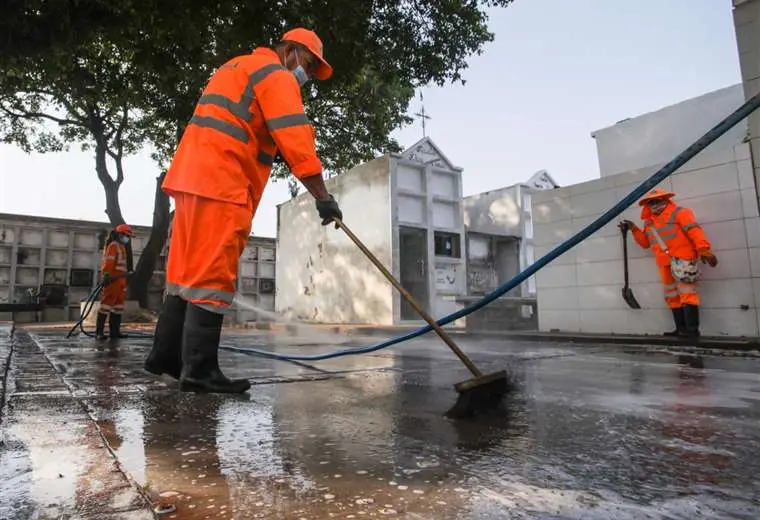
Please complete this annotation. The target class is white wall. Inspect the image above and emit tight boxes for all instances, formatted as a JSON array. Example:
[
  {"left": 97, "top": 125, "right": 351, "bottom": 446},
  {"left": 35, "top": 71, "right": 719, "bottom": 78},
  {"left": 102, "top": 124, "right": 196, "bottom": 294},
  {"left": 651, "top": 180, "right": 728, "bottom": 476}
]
[
  {"left": 733, "top": 0, "right": 760, "bottom": 224},
  {"left": 533, "top": 144, "right": 759, "bottom": 337},
  {"left": 592, "top": 84, "right": 748, "bottom": 177},
  {"left": 463, "top": 185, "right": 540, "bottom": 297},
  {"left": 392, "top": 140, "right": 468, "bottom": 322},
  {"left": 463, "top": 185, "right": 523, "bottom": 237},
  {"left": 275, "top": 157, "right": 394, "bottom": 324}
]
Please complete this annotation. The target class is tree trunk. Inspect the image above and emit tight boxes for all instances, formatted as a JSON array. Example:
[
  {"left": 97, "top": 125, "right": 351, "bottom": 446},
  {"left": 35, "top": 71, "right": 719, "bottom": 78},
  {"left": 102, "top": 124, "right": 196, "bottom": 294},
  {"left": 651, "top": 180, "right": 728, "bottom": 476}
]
[
  {"left": 125, "top": 122, "right": 185, "bottom": 309},
  {"left": 95, "top": 141, "right": 125, "bottom": 225},
  {"left": 127, "top": 171, "right": 171, "bottom": 308}
]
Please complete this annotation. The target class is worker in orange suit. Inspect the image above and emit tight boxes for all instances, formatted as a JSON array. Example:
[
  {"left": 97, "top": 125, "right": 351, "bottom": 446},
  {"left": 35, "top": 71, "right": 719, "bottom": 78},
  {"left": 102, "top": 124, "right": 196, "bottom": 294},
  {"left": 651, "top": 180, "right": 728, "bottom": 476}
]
[
  {"left": 620, "top": 188, "right": 718, "bottom": 338},
  {"left": 144, "top": 28, "right": 342, "bottom": 394},
  {"left": 97, "top": 223, "right": 135, "bottom": 339}
]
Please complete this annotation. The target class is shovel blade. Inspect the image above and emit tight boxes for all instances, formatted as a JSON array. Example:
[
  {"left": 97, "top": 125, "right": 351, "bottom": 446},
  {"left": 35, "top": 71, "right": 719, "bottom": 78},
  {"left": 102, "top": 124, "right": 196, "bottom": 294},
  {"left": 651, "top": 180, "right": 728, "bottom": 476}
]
[{"left": 622, "top": 287, "right": 641, "bottom": 309}]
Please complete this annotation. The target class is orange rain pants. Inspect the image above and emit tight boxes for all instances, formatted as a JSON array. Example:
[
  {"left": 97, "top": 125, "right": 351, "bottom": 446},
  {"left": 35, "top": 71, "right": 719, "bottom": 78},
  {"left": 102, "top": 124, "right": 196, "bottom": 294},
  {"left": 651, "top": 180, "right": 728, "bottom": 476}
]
[
  {"left": 99, "top": 241, "right": 128, "bottom": 314},
  {"left": 100, "top": 278, "right": 127, "bottom": 314},
  {"left": 658, "top": 264, "right": 700, "bottom": 309},
  {"left": 165, "top": 192, "right": 253, "bottom": 314}
]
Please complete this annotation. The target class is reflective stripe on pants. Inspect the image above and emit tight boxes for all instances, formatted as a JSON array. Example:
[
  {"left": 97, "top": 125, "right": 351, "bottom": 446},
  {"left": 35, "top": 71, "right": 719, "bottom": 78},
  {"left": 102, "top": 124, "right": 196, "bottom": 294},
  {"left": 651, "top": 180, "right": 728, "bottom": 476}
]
[
  {"left": 165, "top": 192, "right": 253, "bottom": 314},
  {"left": 658, "top": 264, "right": 700, "bottom": 309}
]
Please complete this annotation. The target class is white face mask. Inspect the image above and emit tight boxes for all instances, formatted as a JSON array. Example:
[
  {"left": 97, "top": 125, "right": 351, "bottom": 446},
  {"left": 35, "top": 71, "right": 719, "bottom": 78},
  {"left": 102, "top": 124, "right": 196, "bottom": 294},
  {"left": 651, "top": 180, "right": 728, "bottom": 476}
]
[
  {"left": 291, "top": 49, "right": 310, "bottom": 87},
  {"left": 119, "top": 235, "right": 130, "bottom": 245},
  {"left": 649, "top": 201, "right": 667, "bottom": 214}
]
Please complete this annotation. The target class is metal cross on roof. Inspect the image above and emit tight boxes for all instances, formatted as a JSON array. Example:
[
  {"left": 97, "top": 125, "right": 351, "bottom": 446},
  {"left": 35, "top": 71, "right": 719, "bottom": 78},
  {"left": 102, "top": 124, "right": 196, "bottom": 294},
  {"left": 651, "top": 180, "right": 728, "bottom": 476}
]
[{"left": 413, "top": 92, "right": 431, "bottom": 138}]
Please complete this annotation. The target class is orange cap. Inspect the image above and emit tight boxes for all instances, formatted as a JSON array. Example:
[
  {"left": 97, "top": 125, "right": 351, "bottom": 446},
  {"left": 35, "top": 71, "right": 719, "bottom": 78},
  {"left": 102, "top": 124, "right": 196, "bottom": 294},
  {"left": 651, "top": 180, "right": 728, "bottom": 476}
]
[
  {"left": 115, "top": 224, "right": 135, "bottom": 237},
  {"left": 281, "top": 27, "right": 333, "bottom": 81},
  {"left": 638, "top": 187, "right": 674, "bottom": 206}
]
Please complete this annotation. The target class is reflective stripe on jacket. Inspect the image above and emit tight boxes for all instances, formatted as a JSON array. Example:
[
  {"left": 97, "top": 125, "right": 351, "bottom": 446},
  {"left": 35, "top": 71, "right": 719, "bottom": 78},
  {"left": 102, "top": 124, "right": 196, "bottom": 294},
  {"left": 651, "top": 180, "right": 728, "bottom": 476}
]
[
  {"left": 163, "top": 47, "right": 322, "bottom": 209},
  {"left": 631, "top": 201, "right": 711, "bottom": 267},
  {"left": 102, "top": 241, "right": 128, "bottom": 276}
]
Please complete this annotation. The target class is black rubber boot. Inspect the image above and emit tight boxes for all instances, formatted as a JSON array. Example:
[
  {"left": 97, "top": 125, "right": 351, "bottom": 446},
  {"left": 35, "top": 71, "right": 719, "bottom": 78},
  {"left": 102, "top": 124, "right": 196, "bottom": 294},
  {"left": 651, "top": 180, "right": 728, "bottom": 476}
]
[
  {"left": 109, "top": 313, "right": 126, "bottom": 338},
  {"left": 95, "top": 312, "right": 108, "bottom": 339},
  {"left": 144, "top": 295, "right": 187, "bottom": 379},
  {"left": 663, "top": 307, "right": 686, "bottom": 336},
  {"left": 682, "top": 304, "right": 700, "bottom": 338},
  {"left": 179, "top": 304, "right": 251, "bottom": 394}
]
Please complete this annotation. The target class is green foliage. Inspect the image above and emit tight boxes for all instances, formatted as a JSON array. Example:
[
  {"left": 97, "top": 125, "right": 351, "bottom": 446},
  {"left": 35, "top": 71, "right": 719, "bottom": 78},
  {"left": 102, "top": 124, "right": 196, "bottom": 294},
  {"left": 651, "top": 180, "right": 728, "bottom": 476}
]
[
  {"left": 1, "top": 0, "right": 514, "bottom": 176},
  {"left": 0, "top": 0, "right": 514, "bottom": 303},
  {"left": 0, "top": 4, "right": 153, "bottom": 217}
]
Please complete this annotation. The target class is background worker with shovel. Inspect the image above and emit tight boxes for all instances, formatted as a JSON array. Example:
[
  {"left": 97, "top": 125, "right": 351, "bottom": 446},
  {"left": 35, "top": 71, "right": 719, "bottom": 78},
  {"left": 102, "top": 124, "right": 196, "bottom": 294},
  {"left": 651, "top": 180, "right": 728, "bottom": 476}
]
[{"left": 620, "top": 188, "right": 718, "bottom": 338}]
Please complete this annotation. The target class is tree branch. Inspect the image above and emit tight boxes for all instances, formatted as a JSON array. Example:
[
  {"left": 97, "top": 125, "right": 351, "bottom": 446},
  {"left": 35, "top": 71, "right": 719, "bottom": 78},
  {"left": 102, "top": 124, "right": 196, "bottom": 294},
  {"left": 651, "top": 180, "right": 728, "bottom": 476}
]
[
  {"left": 105, "top": 104, "right": 129, "bottom": 187},
  {"left": 101, "top": 105, "right": 123, "bottom": 140},
  {"left": 0, "top": 103, "right": 86, "bottom": 127},
  {"left": 112, "top": 151, "right": 125, "bottom": 187},
  {"left": 94, "top": 137, "right": 111, "bottom": 182},
  {"left": 23, "top": 88, "right": 86, "bottom": 120}
]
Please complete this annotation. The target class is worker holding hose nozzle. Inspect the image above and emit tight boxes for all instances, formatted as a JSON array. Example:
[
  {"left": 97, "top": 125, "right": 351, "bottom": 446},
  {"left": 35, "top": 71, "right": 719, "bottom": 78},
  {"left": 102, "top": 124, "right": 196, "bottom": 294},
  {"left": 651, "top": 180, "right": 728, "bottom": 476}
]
[
  {"left": 619, "top": 188, "right": 718, "bottom": 338},
  {"left": 96, "top": 223, "right": 135, "bottom": 339},
  {"left": 144, "top": 28, "right": 342, "bottom": 394}
]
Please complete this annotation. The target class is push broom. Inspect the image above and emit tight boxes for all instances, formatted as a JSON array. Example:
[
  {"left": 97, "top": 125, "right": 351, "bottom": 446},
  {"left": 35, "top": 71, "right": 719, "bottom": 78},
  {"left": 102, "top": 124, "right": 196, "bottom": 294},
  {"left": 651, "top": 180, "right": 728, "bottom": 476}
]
[{"left": 333, "top": 218, "right": 514, "bottom": 419}]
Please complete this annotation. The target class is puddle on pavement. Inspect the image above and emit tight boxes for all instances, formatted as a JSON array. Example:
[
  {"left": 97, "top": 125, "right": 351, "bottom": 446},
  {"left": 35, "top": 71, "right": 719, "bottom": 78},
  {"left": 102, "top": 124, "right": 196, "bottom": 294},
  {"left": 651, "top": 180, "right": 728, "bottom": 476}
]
[
  {"left": 83, "top": 381, "right": 520, "bottom": 519},
  {"left": 3, "top": 329, "right": 760, "bottom": 519}
]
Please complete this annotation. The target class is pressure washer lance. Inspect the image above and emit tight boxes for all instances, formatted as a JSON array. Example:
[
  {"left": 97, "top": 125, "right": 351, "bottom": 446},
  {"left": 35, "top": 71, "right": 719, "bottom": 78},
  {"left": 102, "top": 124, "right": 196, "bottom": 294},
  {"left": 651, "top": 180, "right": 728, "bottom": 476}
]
[{"left": 333, "top": 218, "right": 514, "bottom": 419}]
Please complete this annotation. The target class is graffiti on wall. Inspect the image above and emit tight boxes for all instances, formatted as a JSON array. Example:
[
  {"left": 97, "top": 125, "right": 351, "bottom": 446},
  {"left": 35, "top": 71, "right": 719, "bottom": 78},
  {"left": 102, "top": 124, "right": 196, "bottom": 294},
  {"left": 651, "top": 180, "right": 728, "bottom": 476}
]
[
  {"left": 435, "top": 264, "right": 459, "bottom": 291},
  {"left": 467, "top": 264, "right": 497, "bottom": 294}
]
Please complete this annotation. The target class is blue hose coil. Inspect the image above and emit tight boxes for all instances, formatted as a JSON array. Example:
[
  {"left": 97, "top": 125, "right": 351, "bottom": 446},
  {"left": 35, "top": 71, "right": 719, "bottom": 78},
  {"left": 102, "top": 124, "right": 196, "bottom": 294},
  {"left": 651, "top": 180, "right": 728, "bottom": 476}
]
[{"left": 222, "top": 91, "right": 760, "bottom": 362}]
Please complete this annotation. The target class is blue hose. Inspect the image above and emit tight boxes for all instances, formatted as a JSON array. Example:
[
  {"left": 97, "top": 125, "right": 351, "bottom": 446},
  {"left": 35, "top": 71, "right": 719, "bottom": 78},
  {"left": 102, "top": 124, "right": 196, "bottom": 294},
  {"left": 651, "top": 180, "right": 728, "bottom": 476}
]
[
  {"left": 223, "top": 91, "right": 760, "bottom": 362},
  {"left": 66, "top": 274, "right": 154, "bottom": 339}
]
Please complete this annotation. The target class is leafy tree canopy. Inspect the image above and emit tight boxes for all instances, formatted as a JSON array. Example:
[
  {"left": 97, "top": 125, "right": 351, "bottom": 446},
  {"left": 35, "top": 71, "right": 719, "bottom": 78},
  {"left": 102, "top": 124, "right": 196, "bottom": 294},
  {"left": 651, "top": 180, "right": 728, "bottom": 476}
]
[
  {"left": 1, "top": 0, "right": 514, "bottom": 175},
  {"left": 0, "top": 0, "right": 514, "bottom": 305}
]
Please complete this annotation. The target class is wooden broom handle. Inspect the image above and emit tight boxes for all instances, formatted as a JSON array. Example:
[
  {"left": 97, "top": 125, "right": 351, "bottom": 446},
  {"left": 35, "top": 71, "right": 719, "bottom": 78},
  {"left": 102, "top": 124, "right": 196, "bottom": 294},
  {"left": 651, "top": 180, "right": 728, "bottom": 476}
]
[{"left": 333, "top": 218, "right": 482, "bottom": 377}]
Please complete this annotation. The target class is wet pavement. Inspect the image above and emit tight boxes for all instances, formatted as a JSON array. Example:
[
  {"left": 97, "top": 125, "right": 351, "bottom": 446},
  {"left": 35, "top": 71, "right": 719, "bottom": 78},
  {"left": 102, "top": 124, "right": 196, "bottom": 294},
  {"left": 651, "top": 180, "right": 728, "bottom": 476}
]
[{"left": 1, "top": 325, "right": 759, "bottom": 519}]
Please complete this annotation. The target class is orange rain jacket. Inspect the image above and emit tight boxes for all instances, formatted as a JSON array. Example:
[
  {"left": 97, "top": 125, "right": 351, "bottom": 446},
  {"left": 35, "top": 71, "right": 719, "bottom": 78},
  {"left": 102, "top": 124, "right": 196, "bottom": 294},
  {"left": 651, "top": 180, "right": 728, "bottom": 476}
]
[
  {"left": 102, "top": 240, "right": 128, "bottom": 278},
  {"left": 100, "top": 240, "right": 128, "bottom": 311},
  {"left": 631, "top": 200, "right": 711, "bottom": 267},
  {"left": 162, "top": 47, "right": 322, "bottom": 210}
]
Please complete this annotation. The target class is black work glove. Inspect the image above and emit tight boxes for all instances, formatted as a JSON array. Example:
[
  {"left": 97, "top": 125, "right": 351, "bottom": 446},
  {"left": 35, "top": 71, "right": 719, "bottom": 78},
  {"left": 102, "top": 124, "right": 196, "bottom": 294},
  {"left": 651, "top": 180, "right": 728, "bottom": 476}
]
[
  {"left": 102, "top": 273, "right": 113, "bottom": 286},
  {"left": 316, "top": 194, "right": 343, "bottom": 226},
  {"left": 618, "top": 219, "right": 635, "bottom": 232},
  {"left": 699, "top": 249, "right": 718, "bottom": 267}
]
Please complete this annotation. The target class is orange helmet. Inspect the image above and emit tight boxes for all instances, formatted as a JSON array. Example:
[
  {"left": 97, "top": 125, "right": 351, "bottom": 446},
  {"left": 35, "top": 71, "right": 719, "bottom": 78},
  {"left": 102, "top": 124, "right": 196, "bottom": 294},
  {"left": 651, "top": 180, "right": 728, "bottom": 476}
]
[
  {"left": 115, "top": 223, "right": 135, "bottom": 237},
  {"left": 281, "top": 27, "right": 333, "bottom": 81},
  {"left": 638, "top": 187, "right": 674, "bottom": 206}
]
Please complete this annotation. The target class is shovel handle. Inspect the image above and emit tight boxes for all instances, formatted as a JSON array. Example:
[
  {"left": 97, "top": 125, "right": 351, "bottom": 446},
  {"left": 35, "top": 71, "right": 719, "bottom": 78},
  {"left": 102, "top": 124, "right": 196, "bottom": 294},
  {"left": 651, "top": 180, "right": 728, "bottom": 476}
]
[
  {"left": 333, "top": 218, "right": 483, "bottom": 378},
  {"left": 621, "top": 226, "right": 630, "bottom": 285}
]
